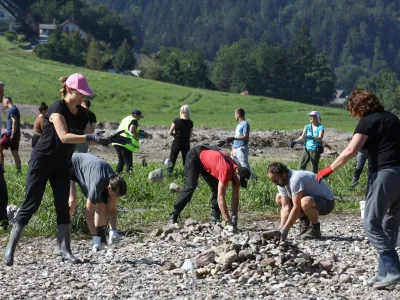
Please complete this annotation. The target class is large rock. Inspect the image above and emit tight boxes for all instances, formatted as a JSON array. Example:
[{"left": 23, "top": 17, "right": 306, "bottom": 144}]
[
  {"left": 262, "top": 230, "right": 281, "bottom": 240},
  {"left": 194, "top": 250, "right": 216, "bottom": 267},
  {"left": 217, "top": 250, "right": 238, "bottom": 265},
  {"left": 148, "top": 168, "right": 163, "bottom": 182}
]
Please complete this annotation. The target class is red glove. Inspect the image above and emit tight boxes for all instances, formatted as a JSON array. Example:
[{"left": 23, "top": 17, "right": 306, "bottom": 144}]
[{"left": 316, "top": 166, "right": 333, "bottom": 183}]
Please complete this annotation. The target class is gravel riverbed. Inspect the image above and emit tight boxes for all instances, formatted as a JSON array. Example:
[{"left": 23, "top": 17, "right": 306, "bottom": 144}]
[{"left": 0, "top": 214, "right": 399, "bottom": 300}]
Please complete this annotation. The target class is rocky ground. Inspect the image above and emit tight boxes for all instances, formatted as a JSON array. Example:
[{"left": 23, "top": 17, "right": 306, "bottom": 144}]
[{"left": 0, "top": 215, "right": 399, "bottom": 300}]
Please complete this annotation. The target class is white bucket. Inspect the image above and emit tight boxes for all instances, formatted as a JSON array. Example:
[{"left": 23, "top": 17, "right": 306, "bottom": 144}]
[{"left": 360, "top": 200, "right": 365, "bottom": 219}]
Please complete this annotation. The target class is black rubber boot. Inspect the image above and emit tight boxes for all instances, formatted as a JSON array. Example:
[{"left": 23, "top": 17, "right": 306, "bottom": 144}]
[
  {"left": 210, "top": 209, "right": 221, "bottom": 224},
  {"left": 57, "top": 224, "right": 82, "bottom": 264},
  {"left": 351, "top": 168, "right": 363, "bottom": 187},
  {"left": 167, "top": 167, "right": 173, "bottom": 177},
  {"left": 167, "top": 211, "right": 179, "bottom": 225},
  {"left": 3, "top": 223, "right": 25, "bottom": 266},
  {"left": 374, "top": 250, "right": 400, "bottom": 289}
]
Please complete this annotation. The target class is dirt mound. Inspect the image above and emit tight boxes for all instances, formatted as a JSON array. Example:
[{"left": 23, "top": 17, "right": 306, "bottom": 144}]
[{"left": 97, "top": 121, "right": 120, "bottom": 130}]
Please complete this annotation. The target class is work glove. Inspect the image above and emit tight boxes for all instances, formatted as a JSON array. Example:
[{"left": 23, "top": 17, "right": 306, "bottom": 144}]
[
  {"left": 108, "top": 229, "right": 120, "bottom": 245},
  {"left": 139, "top": 130, "right": 153, "bottom": 139},
  {"left": 232, "top": 215, "right": 238, "bottom": 229},
  {"left": 225, "top": 137, "right": 235, "bottom": 143},
  {"left": 86, "top": 130, "right": 130, "bottom": 146},
  {"left": 217, "top": 140, "right": 226, "bottom": 147},
  {"left": 92, "top": 236, "right": 101, "bottom": 252},
  {"left": 279, "top": 226, "right": 289, "bottom": 241},
  {"left": 290, "top": 140, "right": 297, "bottom": 148},
  {"left": 316, "top": 166, "right": 334, "bottom": 183}
]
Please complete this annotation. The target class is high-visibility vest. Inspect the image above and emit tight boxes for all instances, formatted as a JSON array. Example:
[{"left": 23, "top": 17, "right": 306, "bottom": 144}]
[{"left": 111, "top": 115, "right": 140, "bottom": 152}]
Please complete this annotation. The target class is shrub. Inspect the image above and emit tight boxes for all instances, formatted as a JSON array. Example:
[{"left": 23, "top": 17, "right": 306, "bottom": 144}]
[
  {"left": 4, "top": 32, "right": 16, "bottom": 42},
  {"left": 17, "top": 34, "right": 26, "bottom": 43}
]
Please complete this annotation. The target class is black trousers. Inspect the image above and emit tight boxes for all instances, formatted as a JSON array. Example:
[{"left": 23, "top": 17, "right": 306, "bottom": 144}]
[
  {"left": 169, "top": 142, "right": 190, "bottom": 173},
  {"left": 0, "top": 166, "right": 8, "bottom": 223},
  {"left": 172, "top": 147, "right": 221, "bottom": 218},
  {"left": 32, "top": 135, "right": 40, "bottom": 148},
  {"left": 114, "top": 145, "right": 133, "bottom": 174},
  {"left": 15, "top": 156, "right": 71, "bottom": 225}
]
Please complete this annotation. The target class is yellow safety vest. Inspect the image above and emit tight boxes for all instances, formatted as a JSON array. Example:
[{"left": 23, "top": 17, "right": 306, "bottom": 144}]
[{"left": 111, "top": 115, "right": 140, "bottom": 152}]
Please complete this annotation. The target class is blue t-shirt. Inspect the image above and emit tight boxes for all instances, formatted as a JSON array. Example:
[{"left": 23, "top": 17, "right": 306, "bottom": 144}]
[
  {"left": 6, "top": 105, "right": 20, "bottom": 134},
  {"left": 305, "top": 124, "right": 324, "bottom": 151},
  {"left": 233, "top": 121, "right": 250, "bottom": 148}
]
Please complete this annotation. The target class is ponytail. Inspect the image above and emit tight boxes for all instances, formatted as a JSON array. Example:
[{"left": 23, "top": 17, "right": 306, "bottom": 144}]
[
  {"left": 39, "top": 102, "right": 48, "bottom": 113},
  {"left": 180, "top": 105, "right": 191, "bottom": 120},
  {"left": 59, "top": 76, "right": 68, "bottom": 99}
]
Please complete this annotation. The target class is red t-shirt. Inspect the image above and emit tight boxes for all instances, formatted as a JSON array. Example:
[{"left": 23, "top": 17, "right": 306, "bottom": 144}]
[{"left": 200, "top": 149, "right": 238, "bottom": 186}]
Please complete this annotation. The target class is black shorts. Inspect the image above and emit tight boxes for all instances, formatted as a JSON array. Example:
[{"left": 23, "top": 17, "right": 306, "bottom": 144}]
[{"left": 312, "top": 196, "right": 335, "bottom": 215}]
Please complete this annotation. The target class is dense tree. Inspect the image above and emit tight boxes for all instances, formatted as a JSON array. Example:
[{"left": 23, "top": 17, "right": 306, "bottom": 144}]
[
  {"left": 85, "top": 39, "right": 103, "bottom": 70},
  {"left": 113, "top": 39, "right": 136, "bottom": 73}
]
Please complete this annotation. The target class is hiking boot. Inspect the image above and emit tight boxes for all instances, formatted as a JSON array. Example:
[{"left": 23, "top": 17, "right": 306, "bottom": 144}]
[
  {"left": 297, "top": 216, "right": 310, "bottom": 236},
  {"left": 167, "top": 211, "right": 179, "bottom": 225},
  {"left": 301, "top": 223, "right": 321, "bottom": 239}
]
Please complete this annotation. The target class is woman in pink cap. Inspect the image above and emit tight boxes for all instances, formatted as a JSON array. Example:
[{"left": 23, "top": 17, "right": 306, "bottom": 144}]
[{"left": 3, "top": 73, "right": 122, "bottom": 266}]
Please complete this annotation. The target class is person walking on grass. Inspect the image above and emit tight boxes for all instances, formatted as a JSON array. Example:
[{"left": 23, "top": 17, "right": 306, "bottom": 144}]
[
  {"left": 76, "top": 99, "right": 97, "bottom": 153},
  {"left": 69, "top": 153, "right": 127, "bottom": 251},
  {"left": 0, "top": 96, "right": 22, "bottom": 173},
  {"left": 291, "top": 111, "right": 324, "bottom": 174},
  {"left": 167, "top": 105, "right": 193, "bottom": 176},
  {"left": 168, "top": 145, "right": 251, "bottom": 227},
  {"left": 317, "top": 89, "right": 400, "bottom": 289},
  {"left": 112, "top": 110, "right": 142, "bottom": 174},
  {"left": 267, "top": 162, "right": 335, "bottom": 240},
  {"left": 228, "top": 108, "right": 254, "bottom": 176},
  {"left": 32, "top": 102, "right": 48, "bottom": 148},
  {"left": 3, "top": 73, "right": 128, "bottom": 266}
]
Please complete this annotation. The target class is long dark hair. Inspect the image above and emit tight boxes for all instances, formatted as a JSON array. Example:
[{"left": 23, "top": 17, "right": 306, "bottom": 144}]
[{"left": 39, "top": 102, "right": 48, "bottom": 113}]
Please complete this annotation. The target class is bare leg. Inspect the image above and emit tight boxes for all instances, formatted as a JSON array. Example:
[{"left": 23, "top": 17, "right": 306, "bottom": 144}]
[
  {"left": 301, "top": 196, "right": 319, "bottom": 224},
  {"left": 68, "top": 181, "right": 77, "bottom": 221}
]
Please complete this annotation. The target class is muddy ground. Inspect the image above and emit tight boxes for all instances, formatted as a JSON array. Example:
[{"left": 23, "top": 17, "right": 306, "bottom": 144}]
[{"left": 1, "top": 104, "right": 352, "bottom": 165}]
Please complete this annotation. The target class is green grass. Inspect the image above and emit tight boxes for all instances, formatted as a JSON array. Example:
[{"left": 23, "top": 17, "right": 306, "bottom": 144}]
[
  {"left": 1, "top": 157, "right": 364, "bottom": 237},
  {"left": 0, "top": 36, "right": 357, "bottom": 131}
]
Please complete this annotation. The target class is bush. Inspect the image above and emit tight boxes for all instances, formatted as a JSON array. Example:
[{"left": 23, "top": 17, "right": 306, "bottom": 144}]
[
  {"left": 4, "top": 32, "right": 16, "bottom": 42},
  {"left": 17, "top": 34, "right": 26, "bottom": 43}
]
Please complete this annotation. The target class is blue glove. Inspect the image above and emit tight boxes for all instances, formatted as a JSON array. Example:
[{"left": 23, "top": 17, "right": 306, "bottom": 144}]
[{"left": 290, "top": 140, "right": 297, "bottom": 148}]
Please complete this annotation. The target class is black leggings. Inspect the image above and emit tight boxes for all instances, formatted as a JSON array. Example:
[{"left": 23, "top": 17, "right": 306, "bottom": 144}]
[
  {"left": 15, "top": 156, "right": 71, "bottom": 225},
  {"left": 114, "top": 145, "right": 133, "bottom": 174},
  {"left": 173, "top": 148, "right": 221, "bottom": 218},
  {"left": 0, "top": 166, "right": 8, "bottom": 223},
  {"left": 169, "top": 142, "right": 190, "bottom": 172}
]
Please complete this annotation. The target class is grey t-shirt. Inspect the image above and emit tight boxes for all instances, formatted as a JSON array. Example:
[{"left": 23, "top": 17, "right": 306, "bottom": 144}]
[
  {"left": 71, "top": 153, "right": 116, "bottom": 203},
  {"left": 277, "top": 170, "right": 334, "bottom": 201}
]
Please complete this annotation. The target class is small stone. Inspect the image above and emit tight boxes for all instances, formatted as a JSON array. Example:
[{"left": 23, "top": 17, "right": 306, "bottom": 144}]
[
  {"left": 237, "top": 276, "right": 248, "bottom": 284},
  {"left": 181, "top": 259, "right": 195, "bottom": 270},
  {"left": 238, "top": 250, "right": 255, "bottom": 260},
  {"left": 217, "top": 251, "right": 238, "bottom": 265},
  {"left": 161, "top": 261, "right": 177, "bottom": 271},
  {"left": 148, "top": 168, "right": 163, "bottom": 182},
  {"left": 339, "top": 274, "right": 352, "bottom": 283},
  {"left": 169, "top": 183, "right": 181, "bottom": 193},
  {"left": 184, "top": 218, "right": 198, "bottom": 227},
  {"left": 247, "top": 277, "right": 258, "bottom": 284},
  {"left": 194, "top": 250, "right": 216, "bottom": 267},
  {"left": 262, "top": 230, "right": 281, "bottom": 240},
  {"left": 150, "top": 228, "right": 163, "bottom": 237},
  {"left": 319, "top": 260, "right": 333, "bottom": 272}
]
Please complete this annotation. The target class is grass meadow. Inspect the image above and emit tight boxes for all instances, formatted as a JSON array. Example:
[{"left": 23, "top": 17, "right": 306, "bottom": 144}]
[
  {"left": 0, "top": 37, "right": 358, "bottom": 131},
  {"left": 1, "top": 157, "right": 365, "bottom": 237}
]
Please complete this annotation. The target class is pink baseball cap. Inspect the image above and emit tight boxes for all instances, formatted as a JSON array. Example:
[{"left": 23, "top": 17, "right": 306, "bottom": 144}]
[{"left": 66, "top": 73, "right": 93, "bottom": 96}]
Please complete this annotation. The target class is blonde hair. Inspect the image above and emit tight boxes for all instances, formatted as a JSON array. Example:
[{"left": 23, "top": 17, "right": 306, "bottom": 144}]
[
  {"left": 180, "top": 105, "right": 191, "bottom": 120},
  {"left": 59, "top": 76, "right": 68, "bottom": 99}
]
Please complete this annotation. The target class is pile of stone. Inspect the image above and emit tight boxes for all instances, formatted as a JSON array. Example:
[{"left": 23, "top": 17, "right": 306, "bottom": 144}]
[{"left": 151, "top": 219, "right": 342, "bottom": 285}]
